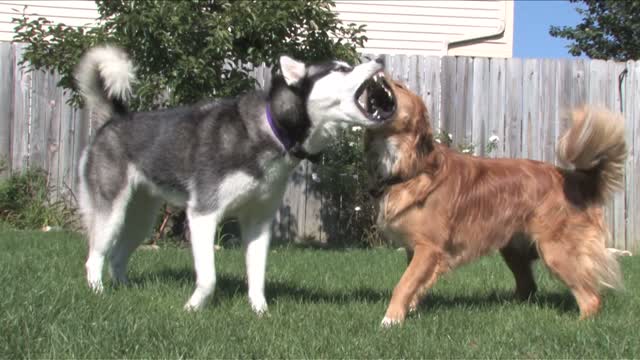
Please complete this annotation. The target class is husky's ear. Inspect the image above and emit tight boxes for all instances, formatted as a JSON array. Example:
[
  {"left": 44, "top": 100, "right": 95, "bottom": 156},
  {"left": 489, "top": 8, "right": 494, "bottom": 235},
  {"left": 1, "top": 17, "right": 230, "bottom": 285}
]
[{"left": 280, "top": 56, "right": 306, "bottom": 86}]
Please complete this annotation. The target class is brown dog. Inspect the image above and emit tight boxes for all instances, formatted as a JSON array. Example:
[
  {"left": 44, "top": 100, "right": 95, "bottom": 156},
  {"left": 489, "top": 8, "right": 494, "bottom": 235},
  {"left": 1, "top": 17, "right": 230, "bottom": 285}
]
[{"left": 364, "top": 79, "right": 627, "bottom": 326}]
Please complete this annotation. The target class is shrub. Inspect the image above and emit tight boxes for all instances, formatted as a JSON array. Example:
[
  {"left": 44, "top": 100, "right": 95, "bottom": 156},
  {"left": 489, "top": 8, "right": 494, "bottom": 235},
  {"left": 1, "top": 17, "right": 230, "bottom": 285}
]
[
  {"left": 0, "top": 169, "right": 78, "bottom": 230},
  {"left": 311, "top": 126, "right": 384, "bottom": 247}
]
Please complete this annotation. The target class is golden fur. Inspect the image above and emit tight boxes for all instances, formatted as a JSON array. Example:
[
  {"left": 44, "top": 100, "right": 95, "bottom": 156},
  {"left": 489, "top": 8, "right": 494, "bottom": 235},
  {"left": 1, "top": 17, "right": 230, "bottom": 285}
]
[{"left": 364, "top": 80, "right": 627, "bottom": 326}]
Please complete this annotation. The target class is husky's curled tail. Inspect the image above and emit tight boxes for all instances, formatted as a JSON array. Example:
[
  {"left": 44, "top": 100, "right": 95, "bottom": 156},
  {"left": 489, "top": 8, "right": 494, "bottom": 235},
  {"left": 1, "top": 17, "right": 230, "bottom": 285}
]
[
  {"left": 558, "top": 106, "right": 627, "bottom": 203},
  {"left": 75, "top": 46, "right": 135, "bottom": 124}
]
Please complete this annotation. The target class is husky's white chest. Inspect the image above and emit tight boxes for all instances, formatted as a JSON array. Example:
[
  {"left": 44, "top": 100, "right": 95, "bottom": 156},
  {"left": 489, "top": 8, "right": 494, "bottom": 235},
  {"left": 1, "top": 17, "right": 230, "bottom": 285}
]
[{"left": 217, "top": 156, "right": 297, "bottom": 217}]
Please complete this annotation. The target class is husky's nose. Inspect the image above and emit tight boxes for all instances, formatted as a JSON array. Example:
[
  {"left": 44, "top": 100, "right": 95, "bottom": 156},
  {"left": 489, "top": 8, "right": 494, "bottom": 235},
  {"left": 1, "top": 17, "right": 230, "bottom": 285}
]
[{"left": 374, "top": 56, "right": 385, "bottom": 67}]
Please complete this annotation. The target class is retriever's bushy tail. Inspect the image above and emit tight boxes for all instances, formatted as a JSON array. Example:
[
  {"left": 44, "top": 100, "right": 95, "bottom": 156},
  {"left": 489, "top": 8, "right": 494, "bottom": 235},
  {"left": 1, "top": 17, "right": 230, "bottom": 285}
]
[
  {"left": 74, "top": 46, "right": 135, "bottom": 126},
  {"left": 557, "top": 106, "right": 627, "bottom": 203}
]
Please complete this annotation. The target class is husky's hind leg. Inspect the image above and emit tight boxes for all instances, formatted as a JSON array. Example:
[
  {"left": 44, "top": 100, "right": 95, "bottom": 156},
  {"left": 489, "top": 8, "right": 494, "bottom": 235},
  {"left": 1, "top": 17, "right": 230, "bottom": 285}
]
[
  {"left": 108, "top": 187, "right": 161, "bottom": 285},
  {"left": 84, "top": 189, "right": 131, "bottom": 293}
]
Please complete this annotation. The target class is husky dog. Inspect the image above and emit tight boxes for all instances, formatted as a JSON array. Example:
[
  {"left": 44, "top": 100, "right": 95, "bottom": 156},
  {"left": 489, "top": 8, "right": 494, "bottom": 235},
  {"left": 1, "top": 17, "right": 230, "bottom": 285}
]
[{"left": 74, "top": 46, "right": 396, "bottom": 313}]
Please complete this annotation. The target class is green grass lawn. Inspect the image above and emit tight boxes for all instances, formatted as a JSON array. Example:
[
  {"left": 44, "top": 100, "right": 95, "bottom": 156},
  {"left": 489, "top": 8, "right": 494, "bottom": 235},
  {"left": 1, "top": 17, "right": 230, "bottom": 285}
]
[{"left": 1, "top": 226, "right": 638, "bottom": 358}]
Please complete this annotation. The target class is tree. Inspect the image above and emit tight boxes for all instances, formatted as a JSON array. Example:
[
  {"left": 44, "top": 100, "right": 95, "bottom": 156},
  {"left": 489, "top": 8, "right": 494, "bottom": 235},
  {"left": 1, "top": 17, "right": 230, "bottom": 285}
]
[
  {"left": 12, "top": 0, "right": 368, "bottom": 245},
  {"left": 549, "top": 0, "right": 640, "bottom": 61},
  {"left": 13, "top": 0, "right": 367, "bottom": 110}
]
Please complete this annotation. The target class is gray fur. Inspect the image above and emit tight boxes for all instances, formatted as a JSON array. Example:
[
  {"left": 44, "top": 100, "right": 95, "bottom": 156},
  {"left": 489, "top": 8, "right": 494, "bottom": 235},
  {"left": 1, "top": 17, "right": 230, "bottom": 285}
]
[
  {"left": 75, "top": 46, "right": 386, "bottom": 313},
  {"left": 85, "top": 93, "right": 280, "bottom": 212}
]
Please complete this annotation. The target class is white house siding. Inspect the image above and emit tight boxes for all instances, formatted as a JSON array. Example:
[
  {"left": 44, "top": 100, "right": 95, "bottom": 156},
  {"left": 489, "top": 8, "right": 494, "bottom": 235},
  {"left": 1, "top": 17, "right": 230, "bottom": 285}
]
[
  {"left": 1, "top": 0, "right": 513, "bottom": 58},
  {"left": 334, "top": 0, "right": 514, "bottom": 57},
  {"left": 0, "top": 1, "right": 98, "bottom": 42}
]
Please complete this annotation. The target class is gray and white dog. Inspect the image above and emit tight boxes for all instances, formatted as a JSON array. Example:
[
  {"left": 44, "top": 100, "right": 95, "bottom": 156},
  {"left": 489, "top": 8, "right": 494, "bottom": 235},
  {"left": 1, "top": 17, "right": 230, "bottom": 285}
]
[{"left": 74, "top": 46, "right": 396, "bottom": 313}]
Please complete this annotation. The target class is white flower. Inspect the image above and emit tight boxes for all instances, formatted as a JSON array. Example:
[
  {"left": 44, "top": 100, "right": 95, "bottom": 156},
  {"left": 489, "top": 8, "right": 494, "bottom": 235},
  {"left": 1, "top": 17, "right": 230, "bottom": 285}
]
[
  {"left": 311, "top": 173, "right": 320, "bottom": 182},
  {"left": 352, "top": 174, "right": 358, "bottom": 180},
  {"left": 447, "top": 133, "right": 453, "bottom": 140},
  {"left": 348, "top": 142, "right": 355, "bottom": 147},
  {"left": 354, "top": 206, "right": 362, "bottom": 211},
  {"left": 489, "top": 135, "right": 500, "bottom": 143},
  {"left": 435, "top": 138, "right": 441, "bottom": 144},
  {"left": 461, "top": 148, "right": 472, "bottom": 154},
  {"left": 351, "top": 126, "right": 362, "bottom": 132}
]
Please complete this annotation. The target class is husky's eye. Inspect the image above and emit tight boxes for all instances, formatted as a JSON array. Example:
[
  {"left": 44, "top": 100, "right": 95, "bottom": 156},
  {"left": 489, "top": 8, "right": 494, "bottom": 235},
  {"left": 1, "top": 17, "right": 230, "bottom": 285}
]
[{"left": 335, "top": 65, "right": 352, "bottom": 73}]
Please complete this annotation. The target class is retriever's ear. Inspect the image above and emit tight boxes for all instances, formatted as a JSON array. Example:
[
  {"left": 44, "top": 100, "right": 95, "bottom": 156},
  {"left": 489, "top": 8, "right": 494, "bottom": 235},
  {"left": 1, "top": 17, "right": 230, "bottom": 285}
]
[
  {"left": 414, "top": 110, "right": 435, "bottom": 155},
  {"left": 411, "top": 133, "right": 431, "bottom": 156}
]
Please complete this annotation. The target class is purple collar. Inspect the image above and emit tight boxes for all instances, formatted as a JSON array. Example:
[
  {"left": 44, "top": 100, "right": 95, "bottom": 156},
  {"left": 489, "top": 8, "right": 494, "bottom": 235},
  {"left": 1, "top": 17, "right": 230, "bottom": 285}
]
[{"left": 266, "top": 102, "right": 293, "bottom": 150}]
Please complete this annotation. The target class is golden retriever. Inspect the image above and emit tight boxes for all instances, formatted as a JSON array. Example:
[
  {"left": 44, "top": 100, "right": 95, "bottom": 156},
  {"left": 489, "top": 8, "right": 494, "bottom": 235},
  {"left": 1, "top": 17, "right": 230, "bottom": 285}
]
[{"left": 364, "top": 79, "right": 627, "bottom": 326}]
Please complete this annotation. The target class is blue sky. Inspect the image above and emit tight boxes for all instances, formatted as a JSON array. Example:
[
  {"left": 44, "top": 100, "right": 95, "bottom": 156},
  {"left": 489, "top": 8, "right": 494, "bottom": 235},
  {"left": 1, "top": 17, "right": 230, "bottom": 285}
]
[{"left": 513, "top": 0, "right": 584, "bottom": 59}]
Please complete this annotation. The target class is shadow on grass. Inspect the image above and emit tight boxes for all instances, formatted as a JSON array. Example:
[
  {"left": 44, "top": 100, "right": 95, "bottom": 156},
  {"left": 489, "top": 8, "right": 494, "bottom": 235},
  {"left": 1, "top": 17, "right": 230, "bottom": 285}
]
[
  {"left": 129, "top": 268, "right": 388, "bottom": 304},
  {"left": 128, "top": 267, "right": 578, "bottom": 315},
  {"left": 416, "top": 290, "right": 578, "bottom": 315}
]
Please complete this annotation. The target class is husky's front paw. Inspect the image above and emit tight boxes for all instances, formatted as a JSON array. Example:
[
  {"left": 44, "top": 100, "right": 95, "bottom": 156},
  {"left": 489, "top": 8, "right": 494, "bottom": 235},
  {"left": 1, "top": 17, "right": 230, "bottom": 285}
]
[
  {"left": 184, "top": 301, "right": 204, "bottom": 312},
  {"left": 184, "top": 294, "right": 208, "bottom": 311},
  {"left": 250, "top": 295, "right": 269, "bottom": 316},
  {"left": 380, "top": 316, "right": 404, "bottom": 328},
  {"left": 87, "top": 280, "right": 104, "bottom": 294}
]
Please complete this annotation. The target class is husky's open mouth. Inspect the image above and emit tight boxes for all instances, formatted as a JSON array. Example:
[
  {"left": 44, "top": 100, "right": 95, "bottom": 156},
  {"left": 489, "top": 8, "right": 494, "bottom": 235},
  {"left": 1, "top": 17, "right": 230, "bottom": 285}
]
[{"left": 355, "top": 72, "right": 396, "bottom": 122}]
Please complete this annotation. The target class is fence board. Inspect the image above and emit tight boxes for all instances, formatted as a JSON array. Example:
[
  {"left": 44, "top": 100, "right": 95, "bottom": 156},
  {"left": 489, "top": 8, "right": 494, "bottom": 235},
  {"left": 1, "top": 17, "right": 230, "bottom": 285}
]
[
  {"left": 301, "top": 162, "right": 325, "bottom": 243},
  {"left": 390, "top": 54, "right": 409, "bottom": 85},
  {"left": 458, "top": 57, "right": 474, "bottom": 147},
  {"left": 29, "top": 70, "right": 50, "bottom": 171},
  {"left": 522, "top": 59, "right": 540, "bottom": 160},
  {"left": 0, "top": 43, "right": 14, "bottom": 177},
  {"left": 588, "top": 60, "right": 609, "bottom": 106},
  {"left": 418, "top": 56, "right": 441, "bottom": 129},
  {"left": 555, "top": 59, "right": 570, "bottom": 166},
  {"left": 11, "top": 44, "right": 30, "bottom": 172},
  {"left": 539, "top": 59, "right": 557, "bottom": 163},
  {"left": 439, "top": 56, "right": 457, "bottom": 137},
  {"left": 2, "top": 42, "right": 639, "bottom": 249},
  {"left": 406, "top": 55, "right": 419, "bottom": 96},
  {"left": 628, "top": 61, "right": 640, "bottom": 251},
  {"left": 571, "top": 59, "right": 589, "bottom": 108},
  {"left": 588, "top": 60, "right": 615, "bottom": 245},
  {"left": 46, "top": 73, "right": 63, "bottom": 197},
  {"left": 471, "top": 57, "right": 489, "bottom": 157},
  {"left": 58, "top": 96, "right": 71, "bottom": 197},
  {"left": 505, "top": 58, "right": 522, "bottom": 158},
  {"left": 487, "top": 58, "right": 506, "bottom": 158},
  {"left": 606, "top": 61, "right": 627, "bottom": 249},
  {"left": 619, "top": 61, "right": 631, "bottom": 250}
]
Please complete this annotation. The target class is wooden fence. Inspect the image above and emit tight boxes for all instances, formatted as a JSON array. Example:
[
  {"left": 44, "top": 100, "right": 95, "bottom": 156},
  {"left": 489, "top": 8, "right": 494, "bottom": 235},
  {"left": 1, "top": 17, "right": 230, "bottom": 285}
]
[{"left": 1, "top": 42, "right": 638, "bottom": 250}]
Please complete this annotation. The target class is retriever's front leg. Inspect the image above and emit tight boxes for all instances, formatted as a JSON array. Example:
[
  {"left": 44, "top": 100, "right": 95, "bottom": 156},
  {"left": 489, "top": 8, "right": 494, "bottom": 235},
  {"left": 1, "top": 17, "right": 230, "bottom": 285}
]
[{"left": 382, "top": 245, "right": 441, "bottom": 327}]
